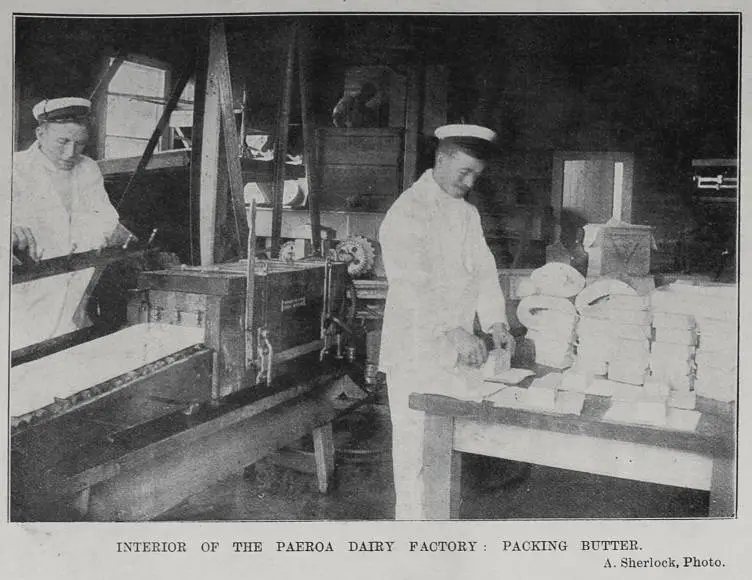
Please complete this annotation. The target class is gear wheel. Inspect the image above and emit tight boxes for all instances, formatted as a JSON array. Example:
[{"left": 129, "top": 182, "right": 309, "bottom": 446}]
[{"left": 335, "top": 236, "right": 376, "bottom": 277}]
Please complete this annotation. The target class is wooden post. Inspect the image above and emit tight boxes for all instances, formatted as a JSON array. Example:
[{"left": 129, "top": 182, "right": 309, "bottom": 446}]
[
  {"left": 298, "top": 27, "right": 321, "bottom": 254},
  {"left": 213, "top": 21, "right": 250, "bottom": 258},
  {"left": 189, "top": 35, "right": 208, "bottom": 265},
  {"left": 421, "top": 414, "right": 461, "bottom": 519},
  {"left": 312, "top": 423, "right": 335, "bottom": 494},
  {"left": 270, "top": 23, "right": 297, "bottom": 258},
  {"left": 401, "top": 63, "right": 422, "bottom": 191},
  {"left": 199, "top": 24, "right": 222, "bottom": 265}
]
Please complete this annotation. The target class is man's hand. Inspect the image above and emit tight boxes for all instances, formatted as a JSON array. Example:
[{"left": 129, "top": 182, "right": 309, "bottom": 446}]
[
  {"left": 12, "top": 225, "right": 41, "bottom": 262},
  {"left": 488, "top": 322, "right": 516, "bottom": 357},
  {"left": 445, "top": 327, "right": 488, "bottom": 368}
]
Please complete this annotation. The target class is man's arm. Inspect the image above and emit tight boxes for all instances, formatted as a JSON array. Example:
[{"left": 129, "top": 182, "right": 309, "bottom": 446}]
[
  {"left": 78, "top": 159, "right": 124, "bottom": 250},
  {"left": 468, "top": 210, "right": 514, "bottom": 353}
]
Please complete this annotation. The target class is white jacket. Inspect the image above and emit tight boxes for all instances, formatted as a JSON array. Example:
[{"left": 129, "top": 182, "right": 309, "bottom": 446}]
[
  {"left": 11, "top": 142, "right": 120, "bottom": 350},
  {"left": 378, "top": 169, "right": 507, "bottom": 380},
  {"left": 12, "top": 142, "right": 119, "bottom": 259}
]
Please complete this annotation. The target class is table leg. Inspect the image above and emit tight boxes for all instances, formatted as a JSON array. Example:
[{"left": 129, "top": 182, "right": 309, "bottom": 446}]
[
  {"left": 421, "top": 414, "right": 461, "bottom": 520},
  {"left": 72, "top": 486, "right": 91, "bottom": 518},
  {"left": 709, "top": 454, "right": 735, "bottom": 517},
  {"left": 313, "top": 423, "right": 335, "bottom": 494}
]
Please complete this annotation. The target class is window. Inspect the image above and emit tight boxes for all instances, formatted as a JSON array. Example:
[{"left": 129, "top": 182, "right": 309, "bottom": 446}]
[{"left": 103, "top": 56, "right": 195, "bottom": 159}]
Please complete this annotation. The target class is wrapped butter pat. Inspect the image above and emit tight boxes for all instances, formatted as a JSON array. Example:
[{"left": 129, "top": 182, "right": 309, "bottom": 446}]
[
  {"left": 525, "top": 386, "right": 558, "bottom": 408},
  {"left": 561, "top": 368, "right": 593, "bottom": 392}
]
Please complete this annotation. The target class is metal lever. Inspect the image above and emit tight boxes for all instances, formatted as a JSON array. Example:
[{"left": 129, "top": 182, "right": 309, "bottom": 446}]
[{"left": 255, "top": 327, "right": 274, "bottom": 385}]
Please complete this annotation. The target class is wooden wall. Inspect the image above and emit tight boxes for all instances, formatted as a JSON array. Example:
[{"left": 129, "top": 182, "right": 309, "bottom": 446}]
[{"left": 14, "top": 15, "right": 738, "bottom": 271}]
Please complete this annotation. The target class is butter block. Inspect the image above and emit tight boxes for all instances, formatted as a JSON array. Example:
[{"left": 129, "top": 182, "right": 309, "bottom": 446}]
[
  {"left": 611, "top": 323, "right": 652, "bottom": 341},
  {"left": 695, "top": 349, "right": 738, "bottom": 372},
  {"left": 652, "top": 312, "right": 695, "bottom": 329},
  {"left": 561, "top": 368, "right": 593, "bottom": 392},
  {"left": 608, "top": 360, "right": 648, "bottom": 385},
  {"left": 525, "top": 386, "right": 558, "bottom": 408},
  {"left": 530, "top": 372, "right": 563, "bottom": 390},
  {"left": 653, "top": 327, "right": 697, "bottom": 346},
  {"left": 668, "top": 390, "right": 696, "bottom": 410},
  {"left": 608, "top": 294, "right": 651, "bottom": 311},
  {"left": 609, "top": 381, "right": 648, "bottom": 402},
  {"left": 608, "top": 308, "right": 652, "bottom": 325},
  {"left": 634, "top": 400, "right": 669, "bottom": 425},
  {"left": 643, "top": 380, "right": 671, "bottom": 401},
  {"left": 650, "top": 342, "right": 695, "bottom": 361}
]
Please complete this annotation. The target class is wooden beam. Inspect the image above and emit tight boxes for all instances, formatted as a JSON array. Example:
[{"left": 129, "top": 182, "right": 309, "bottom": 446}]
[
  {"left": 98, "top": 150, "right": 190, "bottom": 176},
  {"left": 298, "top": 29, "right": 321, "bottom": 254},
  {"left": 213, "top": 20, "right": 250, "bottom": 258},
  {"left": 199, "top": 23, "right": 223, "bottom": 265},
  {"left": 401, "top": 63, "right": 422, "bottom": 191},
  {"left": 270, "top": 23, "right": 298, "bottom": 258},
  {"left": 189, "top": 31, "right": 208, "bottom": 266},
  {"left": 312, "top": 423, "right": 335, "bottom": 493},
  {"left": 421, "top": 414, "right": 461, "bottom": 519}
]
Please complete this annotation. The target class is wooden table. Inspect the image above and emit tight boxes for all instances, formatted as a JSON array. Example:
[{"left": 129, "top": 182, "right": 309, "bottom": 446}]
[{"left": 409, "top": 389, "right": 735, "bottom": 520}]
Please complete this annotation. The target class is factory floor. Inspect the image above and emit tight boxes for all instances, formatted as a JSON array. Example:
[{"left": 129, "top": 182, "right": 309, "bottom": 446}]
[{"left": 157, "top": 404, "right": 709, "bottom": 521}]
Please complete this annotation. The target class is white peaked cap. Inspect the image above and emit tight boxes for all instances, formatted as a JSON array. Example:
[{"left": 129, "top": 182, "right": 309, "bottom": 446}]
[
  {"left": 435, "top": 124, "right": 497, "bottom": 142},
  {"left": 32, "top": 97, "right": 92, "bottom": 122}
]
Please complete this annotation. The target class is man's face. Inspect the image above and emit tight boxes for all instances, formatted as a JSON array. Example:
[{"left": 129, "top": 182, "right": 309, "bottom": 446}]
[
  {"left": 433, "top": 149, "right": 486, "bottom": 198},
  {"left": 36, "top": 122, "right": 89, "bottom": 171}
]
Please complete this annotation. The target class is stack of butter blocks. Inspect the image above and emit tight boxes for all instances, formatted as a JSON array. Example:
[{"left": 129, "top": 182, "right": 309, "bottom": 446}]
[
  {"left": 604, "top": 294, "right": 653, "bottom": 386},
  {"left": 524, "top": 306, "right": 578, "bottom": 369},
  {"left": 648, "top": 311, "right": 697, "bottom": 410},
  {"left": 574, "top": 306, "right": 611, "bottom": 376},
  {"left": 650, "top": 282, "right": 737, "bottom": 404},
  {"left": 516, "top": 263, "right": 585, "bottom": 369}
]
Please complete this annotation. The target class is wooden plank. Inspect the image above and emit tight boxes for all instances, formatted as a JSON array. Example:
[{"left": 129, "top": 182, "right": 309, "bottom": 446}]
[
  {"left": 454, "top": 418, "right": 714, "bottom": 492},
  {"left": 298, "top": 33, "right": 321, "bottom": 254},
  {"left": 266, "top": 448, "right": 317, "bottom": 474},
  {"left": 12, "top": 247, "right": 154, "bottom": 285},
  {"left": 320, "top": 194, "right": 396, "bottom": 213},
  {"left": 409, "top": 392, "right": 733, "bottom": 458},
  {"left": 270, "top": 23, "right": 297, "bottom": 258},
  {"left": 422, "top": 65, "right": 448, "bottom": 137},
  {"left": 99, "top": 150, "right": 191, "bottom": 176},
  {"left": 245, "top": 201, "right": 257, "bottom": 368},
  {"left": 66, "top": 368, "right": 345, "bottom": 492},
  {"left": 421, "top": 414, "right": 461, "bottom": 520},
  {"left": 189, "top": 30, "right": 209, "bottom": 265},
  {"left": 319, "top": 164, "right": 400, "bottom": 200},
  {"left": 213, "top": 20, "right": 250, "bottom": 257},
  {"left": 83, "top": 383, "right": 350, "bottom": 520},
  {"left": 312, "top": 423, "right": 335, "bottom": 493},
  {"left": 709, "top": 451, "right": 736, "bottom": 517},
  {"left": 199, "top": 24, "right": 222, "bottom": 265},
  {"left": 137, "top": 271, "right": 245, "bottom": 297},
  {"left": 401, "top": 64, "right": 421, "bottom": 191},
  {"left": 316, "top": 128, "right": 403, "bottom": 166}
]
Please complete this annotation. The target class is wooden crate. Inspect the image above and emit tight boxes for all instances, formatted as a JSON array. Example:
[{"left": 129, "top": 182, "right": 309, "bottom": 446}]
[{"left": 316, "top": 128, "right": 403, "bottom": 211}]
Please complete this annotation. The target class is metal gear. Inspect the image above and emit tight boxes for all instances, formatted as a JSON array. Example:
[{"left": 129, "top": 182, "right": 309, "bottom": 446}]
[{"left": 335, "top": 236, "right": 376, "bottom": 277}]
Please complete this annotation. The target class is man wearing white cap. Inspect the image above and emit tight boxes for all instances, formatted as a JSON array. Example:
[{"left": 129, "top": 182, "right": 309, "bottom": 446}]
[
  {"left": 11, "top": 97, "right": 126, "bottom": 349},
  {"left": 379, "top": 124, "right": 515, "bottom": 519}
]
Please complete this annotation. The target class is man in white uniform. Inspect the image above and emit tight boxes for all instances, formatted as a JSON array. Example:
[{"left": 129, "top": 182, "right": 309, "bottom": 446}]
[
  {"left": 11, "top": 97, "right": 126, "bottom": 349},
  {"left": 379, "top": 124, "right": 515, "bottom": 519}
]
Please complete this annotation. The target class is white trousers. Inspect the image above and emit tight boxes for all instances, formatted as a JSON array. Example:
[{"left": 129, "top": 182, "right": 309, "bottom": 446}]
[{"left": 386, "top": 368, "right": 428, "bottom": 520}]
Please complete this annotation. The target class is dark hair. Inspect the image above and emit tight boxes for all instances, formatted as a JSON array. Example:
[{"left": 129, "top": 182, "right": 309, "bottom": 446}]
[{"left": 437, "top": 137, "right": 496, "bottom": 161}]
